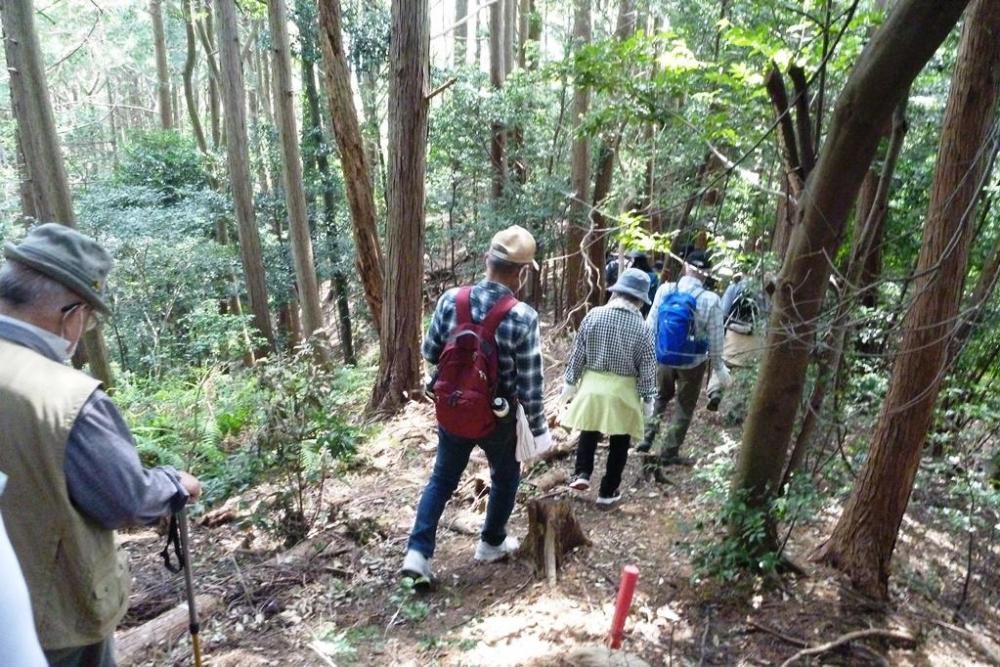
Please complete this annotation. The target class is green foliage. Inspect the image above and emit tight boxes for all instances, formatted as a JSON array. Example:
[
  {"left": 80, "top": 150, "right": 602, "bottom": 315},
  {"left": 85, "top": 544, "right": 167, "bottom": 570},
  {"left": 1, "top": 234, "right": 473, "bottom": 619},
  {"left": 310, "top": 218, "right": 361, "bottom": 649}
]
[
  {"left": 391, "top": 578, "right": 430, "bottom": 624},
  {"left": 116, "top": 130, "right": 209, "bottom": 200},
  {"left": 690, "top": 440, "right": 820, "bottom": 583}
]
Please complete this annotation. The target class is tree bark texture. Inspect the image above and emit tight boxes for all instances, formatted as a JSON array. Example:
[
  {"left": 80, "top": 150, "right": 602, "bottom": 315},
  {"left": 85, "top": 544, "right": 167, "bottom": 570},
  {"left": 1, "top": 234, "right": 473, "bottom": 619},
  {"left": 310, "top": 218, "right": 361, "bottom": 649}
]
[
  {"left": 214, "top": 0, "right": 276, "bottom": 355},
  {"left": 489, "top": 0, "right": 506, "bottom": 198},
  {"left": 267, "top": 0, "right": 329, "bottom": 359},
  {"left": 150, "top": 0, "right": 173, "bottom": 130},
  {"left": 503, "top": 0, "right": 515, "bottom": 74},
  {"left": 1, "top": 0, "right": 114, "bottom": 388},
  {"left": 182, "top": 0, "right": 208, "bottom": 154},
  {"left": 732, "top": 0, "right": 972, "bottom": 539},
  {"left": 318, "top": 0, "right": 385, "bottom": 337},
  {"left": 369, "top": 0, "right": 429, "bottom": 413},
  {"left": 1, "top": 0, "right": 75, "bottom": 226},
  {"left": 301, "top": 48, "right": 356, "bottom": 366},
  {"left": 815, "top": 0, "right": 1000, "bottom": 600},
  {"left": 564, "top": 0, "right": 591, "bottom": 325},
  {"left": 198, "top": 1, "right": 222, "bottom": 148},
  {"left": 782, "top": 99, "right": 910, "bottom": 487}
]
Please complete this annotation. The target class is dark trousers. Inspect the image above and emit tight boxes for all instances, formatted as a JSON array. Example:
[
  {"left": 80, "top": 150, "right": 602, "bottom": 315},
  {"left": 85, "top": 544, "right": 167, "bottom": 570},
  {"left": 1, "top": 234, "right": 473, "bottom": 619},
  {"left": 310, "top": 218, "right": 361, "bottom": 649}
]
[
  {"left": 407, "top": 413, "right": 520, "bottom": 558},
  {"left": 45, "top": 638, "right": 116, "bottom": 667},
  {"left": 574, "top": 431, "right": 631, "bottom": 497},
  {"left": 642, "top": 362, "right": 707, "bottom": 459}
]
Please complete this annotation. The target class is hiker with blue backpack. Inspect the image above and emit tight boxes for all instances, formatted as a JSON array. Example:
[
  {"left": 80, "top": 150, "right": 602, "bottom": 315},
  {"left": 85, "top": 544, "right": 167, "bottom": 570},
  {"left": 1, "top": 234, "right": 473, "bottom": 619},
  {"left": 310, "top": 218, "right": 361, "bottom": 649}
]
[
  {"left": 638, "top": 250, "right": 730, "bottom": 478},
  {"left": 559, "top": 268, "right": 657, "bottom": 507},
  {"left": 401, "top": 225, "right": 551, "bottom": 584}
]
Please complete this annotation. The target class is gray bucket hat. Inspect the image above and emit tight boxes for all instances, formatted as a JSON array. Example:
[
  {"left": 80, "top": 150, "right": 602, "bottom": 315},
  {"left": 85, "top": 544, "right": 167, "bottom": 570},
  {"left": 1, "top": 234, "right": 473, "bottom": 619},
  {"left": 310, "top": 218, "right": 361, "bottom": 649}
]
[
  {"left": 609, "top": 267, "right": 652, "bottom": 305},
  {"left": 3, "top": 223, "right": 113, "bottom": 314}
]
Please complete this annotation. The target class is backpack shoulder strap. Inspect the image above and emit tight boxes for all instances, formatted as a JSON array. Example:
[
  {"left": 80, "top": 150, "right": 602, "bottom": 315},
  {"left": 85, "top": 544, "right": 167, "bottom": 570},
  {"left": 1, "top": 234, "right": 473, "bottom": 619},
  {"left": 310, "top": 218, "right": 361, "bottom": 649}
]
[
  {"left": 481, "top": 294, "right": 519, "bottom": 336},
  {"left": 455, "top": 286, "right": 474, "bottom": 326}
]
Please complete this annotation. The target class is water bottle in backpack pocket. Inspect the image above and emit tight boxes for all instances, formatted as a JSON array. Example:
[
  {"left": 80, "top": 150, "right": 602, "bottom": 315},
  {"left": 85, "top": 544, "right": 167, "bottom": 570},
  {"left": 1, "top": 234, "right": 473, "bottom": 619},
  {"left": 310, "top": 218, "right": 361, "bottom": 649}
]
[{"left": 656, "top": 288, "right": 708, "bottom": 366}]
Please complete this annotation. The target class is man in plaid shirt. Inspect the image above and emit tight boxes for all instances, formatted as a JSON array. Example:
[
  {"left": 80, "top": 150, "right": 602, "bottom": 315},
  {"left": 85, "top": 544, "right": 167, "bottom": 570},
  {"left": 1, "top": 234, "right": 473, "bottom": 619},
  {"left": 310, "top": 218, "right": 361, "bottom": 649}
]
[
  {"left": 640, "top": 250, "right": 730, "bottom": 472},
  {"left": 402, "top": 226, "right": 550, "bottom": 583}
]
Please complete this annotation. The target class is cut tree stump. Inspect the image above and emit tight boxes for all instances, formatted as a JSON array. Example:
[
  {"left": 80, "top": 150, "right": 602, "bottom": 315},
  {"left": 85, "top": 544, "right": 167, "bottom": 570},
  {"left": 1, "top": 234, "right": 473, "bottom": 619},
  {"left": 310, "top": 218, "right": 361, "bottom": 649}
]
[
  {"left": 518, "top": 499, "right": 589, "bottom": 586},
  {"left": 116, "top": 594, "right": 221, "bottom": 665}
]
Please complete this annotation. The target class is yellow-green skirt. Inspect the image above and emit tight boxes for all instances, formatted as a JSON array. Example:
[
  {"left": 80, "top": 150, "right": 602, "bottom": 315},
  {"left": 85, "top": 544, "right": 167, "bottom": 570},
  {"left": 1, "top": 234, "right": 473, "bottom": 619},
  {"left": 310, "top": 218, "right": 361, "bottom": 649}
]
[{"left": 562, "top": 370, "right": 644, "bottom": 441}]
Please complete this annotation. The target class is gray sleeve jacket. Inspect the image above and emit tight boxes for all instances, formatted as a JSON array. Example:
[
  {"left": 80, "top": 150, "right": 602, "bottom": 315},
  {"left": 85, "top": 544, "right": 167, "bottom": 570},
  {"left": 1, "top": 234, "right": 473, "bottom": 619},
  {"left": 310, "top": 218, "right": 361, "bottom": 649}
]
[{"left": 0, "top": 319, "right": 188, "bottom": 530}]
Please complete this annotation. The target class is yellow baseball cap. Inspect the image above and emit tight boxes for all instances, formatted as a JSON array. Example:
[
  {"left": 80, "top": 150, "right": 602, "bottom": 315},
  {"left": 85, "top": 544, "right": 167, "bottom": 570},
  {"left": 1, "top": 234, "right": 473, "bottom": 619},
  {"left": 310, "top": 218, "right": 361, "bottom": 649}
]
[{"left": 487, "top": 225, "right": 539, "bottom": 271}]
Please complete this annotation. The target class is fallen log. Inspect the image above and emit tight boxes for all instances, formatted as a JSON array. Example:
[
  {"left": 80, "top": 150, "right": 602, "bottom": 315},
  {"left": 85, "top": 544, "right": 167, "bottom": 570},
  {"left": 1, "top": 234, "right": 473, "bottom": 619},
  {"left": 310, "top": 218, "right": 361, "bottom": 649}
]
[{"left": 116, "top": 594, "right": 221, "bottom": 665}]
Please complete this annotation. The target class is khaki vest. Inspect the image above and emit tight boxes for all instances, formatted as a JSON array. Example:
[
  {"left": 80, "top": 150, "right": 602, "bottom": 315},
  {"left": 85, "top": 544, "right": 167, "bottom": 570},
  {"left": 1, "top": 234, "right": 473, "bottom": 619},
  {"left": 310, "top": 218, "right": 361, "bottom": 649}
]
[{"left": 0, "top": 338, "right": 129, "bottom": 649}]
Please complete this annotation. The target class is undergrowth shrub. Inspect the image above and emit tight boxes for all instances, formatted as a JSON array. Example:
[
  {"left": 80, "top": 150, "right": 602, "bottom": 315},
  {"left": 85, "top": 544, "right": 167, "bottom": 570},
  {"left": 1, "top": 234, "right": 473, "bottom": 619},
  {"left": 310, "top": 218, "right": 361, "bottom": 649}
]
[
  {"left": 117, "top": 348, "right": 376, "bottom": 520},
  {"left": 690, "top": 438, "right": 821, "bottom": 584}
]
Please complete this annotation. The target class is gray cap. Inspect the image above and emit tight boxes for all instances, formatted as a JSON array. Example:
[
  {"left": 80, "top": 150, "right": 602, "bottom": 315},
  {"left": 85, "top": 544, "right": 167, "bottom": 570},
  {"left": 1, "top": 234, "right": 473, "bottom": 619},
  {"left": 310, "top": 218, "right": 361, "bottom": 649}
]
[
  {"left": 3, "top": 223, "right": 113, "bottom": 314},
  {"left": 609, "top": 267, "right": 652, "bottom": 305}
]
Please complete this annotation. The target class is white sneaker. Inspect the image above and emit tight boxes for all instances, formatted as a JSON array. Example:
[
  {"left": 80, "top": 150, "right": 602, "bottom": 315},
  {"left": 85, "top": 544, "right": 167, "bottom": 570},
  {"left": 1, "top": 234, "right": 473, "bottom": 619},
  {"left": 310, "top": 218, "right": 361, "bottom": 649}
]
[
  {"left": 569, "top": 475, "right": 591, "bottom": 491},
  {"left": 474, "top": 535, "right": 520, "bottom": 562},
  {"left": 401, "top": 549, "right": 433, "bottom": 582},
  {"left": 596, "top": 491, "right": 622, "bottom": 507}
]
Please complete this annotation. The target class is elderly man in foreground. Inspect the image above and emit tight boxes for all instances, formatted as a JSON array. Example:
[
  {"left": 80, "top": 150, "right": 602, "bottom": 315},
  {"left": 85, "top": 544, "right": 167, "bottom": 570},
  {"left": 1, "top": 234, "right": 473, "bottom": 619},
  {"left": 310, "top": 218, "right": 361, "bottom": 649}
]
[{"left": 0, "top": 224, "right": 201, "bottom": 667}]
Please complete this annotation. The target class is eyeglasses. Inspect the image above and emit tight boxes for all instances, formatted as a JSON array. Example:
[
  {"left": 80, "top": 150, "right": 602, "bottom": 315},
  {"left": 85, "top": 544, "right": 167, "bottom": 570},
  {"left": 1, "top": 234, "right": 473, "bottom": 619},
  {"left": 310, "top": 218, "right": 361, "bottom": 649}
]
[{"left": 60, "top": 302, "right": 102, "bottom": 332}]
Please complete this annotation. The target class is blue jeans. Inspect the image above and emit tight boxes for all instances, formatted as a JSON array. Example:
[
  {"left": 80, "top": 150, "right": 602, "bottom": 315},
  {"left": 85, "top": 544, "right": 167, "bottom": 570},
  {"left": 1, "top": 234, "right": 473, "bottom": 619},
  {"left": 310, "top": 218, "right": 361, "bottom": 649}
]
[{"left": 407, "top": 414, "right": 521, "bottom": 558}]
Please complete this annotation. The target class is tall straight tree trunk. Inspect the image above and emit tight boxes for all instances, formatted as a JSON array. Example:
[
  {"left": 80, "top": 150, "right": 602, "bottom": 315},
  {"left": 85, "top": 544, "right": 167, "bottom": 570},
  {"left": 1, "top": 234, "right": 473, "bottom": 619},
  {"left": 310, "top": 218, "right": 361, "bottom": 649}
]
[
  {"left": 215, "top": 0, "right": 276, "bottom": 355},
  {"left": 106, "top": 79, "right": 119, "bottom": 168},
  {"left": 267, "top": 0, "right": 329, "bottom": 360},
  {"left": 198, "top": 1, "right": 222, "bottom": 148},
  {"left": 586, "top": 0, "right": 634, "bottom": 307},
  {"left": 369, "top": 0, "right": 429, "bottom": 413},
  {"left": 815, "top": 0, "right": 1000, "bottom": 600},
  {"left": 1, "top": 0, "right": 114, "bottom": 387},
  {"left": 564, "top": 0, "right": 591, "bottom": 325},
  {"left": 150, "top": 0, "right": 173, "bottom": 129},
  {"left": 503, "top": 0, "right": 515, "bottom": 74},
  {"left": 730, "top": 0, "right": 971, "bottom": 546},
  {"left": 301, "top": 54, "right": 356, "bottom": 365},
  {"left": 517, "top": 0, "right": 529, "bottom": 68},
  {"left": 182, "top": 0, "right": 208, "bottom": 153},
  {"left": 489, "top": 0, "right": 506, "bottom": 198},
  {"left": 454, "top": 0, "right": 467, "bottom": 66},
  {"left": 318, "top": 0, "right": 385, "bottom": 337}
]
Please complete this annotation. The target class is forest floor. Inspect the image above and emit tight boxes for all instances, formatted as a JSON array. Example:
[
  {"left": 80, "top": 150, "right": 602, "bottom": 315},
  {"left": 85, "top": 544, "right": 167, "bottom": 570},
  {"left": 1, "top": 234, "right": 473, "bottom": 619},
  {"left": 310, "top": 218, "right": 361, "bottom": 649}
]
[{"left": 117, "top": 335, "right": 1000, "bottom": 666}]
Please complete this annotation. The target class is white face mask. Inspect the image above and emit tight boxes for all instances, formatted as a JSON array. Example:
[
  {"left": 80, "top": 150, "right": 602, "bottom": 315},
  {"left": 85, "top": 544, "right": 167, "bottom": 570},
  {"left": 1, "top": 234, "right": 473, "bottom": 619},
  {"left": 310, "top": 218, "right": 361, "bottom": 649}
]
[{"left": 57, "top": 306, "right": 88, "bottom": 361}]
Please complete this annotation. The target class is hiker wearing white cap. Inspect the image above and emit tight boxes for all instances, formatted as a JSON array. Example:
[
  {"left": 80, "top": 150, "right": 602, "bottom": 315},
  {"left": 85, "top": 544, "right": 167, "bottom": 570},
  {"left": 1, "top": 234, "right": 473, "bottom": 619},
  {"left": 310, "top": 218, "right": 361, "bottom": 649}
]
[
  {"left": 401, "top": 225, "right": 550, "bottom": 583},
  {"left": 560, "top": 268, "right": 657, "bottom": 506}
]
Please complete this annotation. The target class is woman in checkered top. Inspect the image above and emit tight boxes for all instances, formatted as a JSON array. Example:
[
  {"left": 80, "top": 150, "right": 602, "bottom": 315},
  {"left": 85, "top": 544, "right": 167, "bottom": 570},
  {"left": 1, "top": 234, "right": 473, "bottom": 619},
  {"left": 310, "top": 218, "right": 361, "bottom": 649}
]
[{"left": 560, "top": 268, "right": 658, "bottom": 506}]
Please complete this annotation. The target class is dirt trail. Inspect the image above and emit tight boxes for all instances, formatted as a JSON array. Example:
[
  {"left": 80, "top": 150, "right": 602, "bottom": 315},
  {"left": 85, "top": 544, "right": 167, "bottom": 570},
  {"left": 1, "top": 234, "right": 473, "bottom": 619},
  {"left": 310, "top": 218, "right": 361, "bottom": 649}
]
[{"left": 121, "top": 351, "right": 1000, "bottom": 666}]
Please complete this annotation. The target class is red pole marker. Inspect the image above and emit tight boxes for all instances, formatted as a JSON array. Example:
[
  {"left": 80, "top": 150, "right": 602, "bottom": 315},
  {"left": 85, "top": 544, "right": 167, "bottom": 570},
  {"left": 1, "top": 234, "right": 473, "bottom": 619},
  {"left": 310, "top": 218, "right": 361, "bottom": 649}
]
[{"left": 607, "top": 564, "right": 639, "bottom": 649}]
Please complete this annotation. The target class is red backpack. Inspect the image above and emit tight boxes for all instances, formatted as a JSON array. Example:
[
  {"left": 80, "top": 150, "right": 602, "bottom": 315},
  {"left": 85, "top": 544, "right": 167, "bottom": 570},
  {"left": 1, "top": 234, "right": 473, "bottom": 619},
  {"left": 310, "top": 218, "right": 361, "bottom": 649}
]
[{"left": 433, "top": 286, "right": 518, "bottom": 439}]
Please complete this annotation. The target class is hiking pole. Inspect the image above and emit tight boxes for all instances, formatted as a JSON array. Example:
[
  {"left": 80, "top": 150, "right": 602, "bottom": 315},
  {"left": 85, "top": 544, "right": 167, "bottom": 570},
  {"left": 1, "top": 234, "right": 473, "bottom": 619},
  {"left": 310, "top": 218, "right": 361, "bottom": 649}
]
[{"left": 176, "top": 509, "right": 204, "bottom": 667}]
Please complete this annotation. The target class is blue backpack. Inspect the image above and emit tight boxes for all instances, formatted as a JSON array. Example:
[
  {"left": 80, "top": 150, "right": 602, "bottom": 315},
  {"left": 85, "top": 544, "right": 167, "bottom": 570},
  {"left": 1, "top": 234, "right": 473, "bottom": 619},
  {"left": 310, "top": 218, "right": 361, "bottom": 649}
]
[{"left": 656, "top": 287, "right": 708, "bottom": 366}]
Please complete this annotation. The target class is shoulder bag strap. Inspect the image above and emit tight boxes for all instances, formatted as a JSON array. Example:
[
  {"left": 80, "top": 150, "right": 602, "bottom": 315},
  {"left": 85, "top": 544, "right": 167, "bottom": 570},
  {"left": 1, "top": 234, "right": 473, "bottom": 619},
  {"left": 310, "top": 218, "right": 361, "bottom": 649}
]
[
  {"left": 481, "top": 294, "right": 519, "bottom": 337},
  {"left": 455, "top": 286, "right": 474, "bottom": 326}
]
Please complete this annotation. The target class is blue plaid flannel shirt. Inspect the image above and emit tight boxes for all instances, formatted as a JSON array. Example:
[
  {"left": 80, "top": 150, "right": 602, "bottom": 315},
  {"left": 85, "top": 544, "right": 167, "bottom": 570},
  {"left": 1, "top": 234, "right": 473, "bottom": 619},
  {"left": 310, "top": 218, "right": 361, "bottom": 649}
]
[{"left": 423, "top": 280, "right": 548, "bottom": 437}]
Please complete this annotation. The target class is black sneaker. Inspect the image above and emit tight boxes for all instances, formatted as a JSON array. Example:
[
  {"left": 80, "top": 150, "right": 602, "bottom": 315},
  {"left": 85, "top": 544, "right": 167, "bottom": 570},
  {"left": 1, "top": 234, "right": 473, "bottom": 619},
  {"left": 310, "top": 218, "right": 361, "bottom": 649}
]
[
  {"left": 706, "top": 394, "right": 722, "bottom": 412},
  {"left": 569, "top": 474, "right": 591, "bottom": 491},
  {"left": 635, "top": 441, "right": 652, "bottom": 453}
]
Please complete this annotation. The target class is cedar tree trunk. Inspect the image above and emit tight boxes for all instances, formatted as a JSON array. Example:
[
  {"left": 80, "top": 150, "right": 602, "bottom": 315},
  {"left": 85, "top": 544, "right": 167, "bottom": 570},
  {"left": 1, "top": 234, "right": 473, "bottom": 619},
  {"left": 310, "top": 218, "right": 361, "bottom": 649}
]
[
  {"left": 815, "top": 0, "right": 1000, "bottom": 600},
  {"left": 731, "top": 0, "right": 971, "bottom": 544},
  {"left": 214, "top": 0, "right": 276, "bottom": 355},
  {"left": 369, "top": 0, "right": 429, "bottom": 413},
  {"left": 318, "top": 0, "right": 386, "bottom": 337}
]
